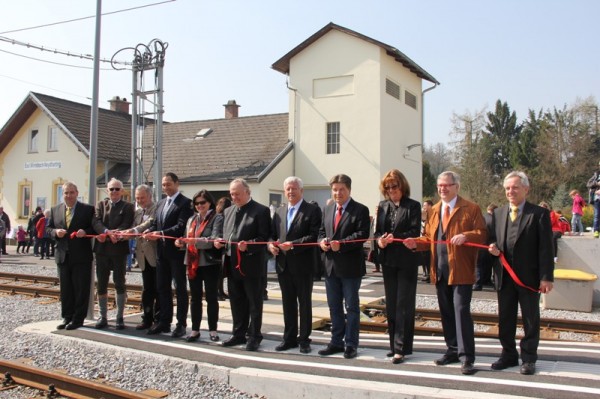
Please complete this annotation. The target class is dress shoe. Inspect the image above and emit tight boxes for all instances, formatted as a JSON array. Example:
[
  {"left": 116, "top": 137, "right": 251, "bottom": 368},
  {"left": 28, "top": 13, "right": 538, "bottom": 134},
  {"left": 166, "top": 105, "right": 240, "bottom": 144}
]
[
  {"left": 115, "top": 318, "right": 125, "bottom": 330},
  {"left": 57, "top": 319, "right": 71, "bottom": 330},
  {"left": 491, "top": 358, "right": 519, "bottom": 370},
  {"left": 245, "top": 338, "right": 262, "bottom": 351},
  {"left": 520, "top": 362, "right": 536, "bottom": 375},
  {"left": 209, "top": 333, "right": 220, "bottom": 342},
  {"left": 299, "top": 343, "right": 312, "bottom": 354},
  {"left": 171, "top": 325, "right": 186, "bottom": 338},
  {"left": 135, "top": 322, "right": 152, "bottom": 330},
  {"left": 222, "top": 336, "right": 247, "bottom": 347},
  {"left": 147, "top": 324, "right": 170, "bottom": 335},
  {"left": 95, "top": 317, "right": 108, "bottom": 329},
  {"left": 386, "top": 351, "right": 394, "bottom": 358},
  {"left": 392, "top": 355, "right": 404, "bottom": 364},
  {"left": 343, "top": 346, "right": 358, "bottom": 359},
  {"left": 275, "top": 342, "right": 298, "bottom": 351},
  {"left": 65, "top": 322, "right": 83, "bottom": 330},
  {"left": 318, "top": 344, "right": 345, "bottom": 356},
  {"left": 185, "top": 333, "right": 200, "bottom": 342},
  {"left": 434, "top": 354, "right": 460, "bottom": 366},
  {"left": 461, "top": 361, "right": 476, "bottom": 375}
]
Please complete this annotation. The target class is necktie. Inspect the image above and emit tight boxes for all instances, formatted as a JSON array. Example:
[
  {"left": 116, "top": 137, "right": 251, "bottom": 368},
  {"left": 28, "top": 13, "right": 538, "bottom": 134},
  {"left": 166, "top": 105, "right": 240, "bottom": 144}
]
[
  {"left": 65, "top": 206, "right": 72, "bottom": 229},
  {"left": 287, "top": 206, "right": 295, "bottom": 230},
  {"left": 162, "top": 198, "right": 172, "bottom": 223},
  {"left": 510, "top": 205, "right": 519, "bottom": 222},
  {"left": 442, "top": 205, "right": 451, "bottom": 232},
  {"left": 334, "top": 206, "right": 343, "bottom": 232}
]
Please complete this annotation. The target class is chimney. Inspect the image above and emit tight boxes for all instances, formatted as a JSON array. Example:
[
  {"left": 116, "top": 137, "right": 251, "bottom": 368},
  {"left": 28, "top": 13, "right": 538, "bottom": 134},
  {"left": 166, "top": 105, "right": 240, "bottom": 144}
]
[
  {"left": 108, "top": 96, "right": 130, "bottom": 114},
  {"left": 223, "top": 100, "right": 240, "bottom": 119}
]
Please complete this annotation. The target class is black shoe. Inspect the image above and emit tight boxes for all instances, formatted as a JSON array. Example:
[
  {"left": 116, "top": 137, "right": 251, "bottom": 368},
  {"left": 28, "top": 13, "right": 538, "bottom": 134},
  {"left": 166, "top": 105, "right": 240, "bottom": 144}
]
[
  {"left": 135, "top": 322, "right": 152, "bottom": 330},
  {"left": 115, "top": 318, "right": 125, "bottom": 330},
  {"left": 299, "top": 343, "right": 312, "bottom": 354},
  {"left": 343, "top": 346, "right": 357, "bottom": 359},
  {"left": 520, "top": 362, "right": 536, "bottom": 375},
  {"left": 392, "top": 354, "right": 404, "bottom": 364},
  {"left": 461, "top": 361, "right": 476, "bottom": 375},
  {"left": 147, "top": 323, "right": 170, "bottom": 335},
  {"left": 209, "top": 333, "right": 220, "bottom": 342},
  {"left": 171, "top": 325, "right": 186, "bottom": 338},
  {"left": 65, "top": 322, "right": 83, "bottom": 330},
  {"left": 275, "top": 342, "right": 298, "bottom": 351},
  {"left": 57, "top": 319, "right": 71, "bottom": 330},
  {"left": 222, "top": 336, "right": 247, "bottom": 347},
  {"left": 318, "top": 344, "right": 345, "bottom": 356},
  {"left": 246, "top": 339, "right": 261, "bottom": 352},
  {"left": 491, "top": 357, "right": 519, "bottom": 370},
  {"left": 434, "top": 354, "right": 460, "bottom": 366},
  {"left": 472, "top": 285, "right": 482, "bottom": 291},
  {"left": 386, "top": 351, "right": 394, "bottom": 358},
  {"left": 95, "top": 317, "right": 108, "bottom": 329},
  {"left": 185, "top": 333, "right": 200, "bottom": 342}
]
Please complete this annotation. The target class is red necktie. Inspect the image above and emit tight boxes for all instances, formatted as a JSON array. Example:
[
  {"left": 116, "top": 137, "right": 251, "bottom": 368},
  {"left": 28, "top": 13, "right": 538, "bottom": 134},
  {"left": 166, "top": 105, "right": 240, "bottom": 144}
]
[
  {"left": 334, "top": 206, "right": 343, "bottom": 232},
  {"left": 442, "top": 205, "right": 451, "bottom": 232}
]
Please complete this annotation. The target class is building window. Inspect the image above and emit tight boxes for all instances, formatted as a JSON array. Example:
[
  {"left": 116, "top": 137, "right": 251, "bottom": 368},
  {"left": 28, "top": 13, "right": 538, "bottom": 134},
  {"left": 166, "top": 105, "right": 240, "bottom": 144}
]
[
  {"left": 326, "top": 122, "right": 340, "bottom": 154},
  {"left": 48, "top": 126, "right": 58, "bottom": 151},
  {"left": 385, "top": 78, "right": 400, "bottom": 100},
  {"left": 18, "top": 181, "right": 32, "bottom": 218},
  {"left": 53, "top": 179, "right": 65, "bottom": 205},
  {"left": 405, "top": 90, "right": 417, "bottom": 110},
  {"left": 28, "top": 129, "right": 39, "bottom": 153}
]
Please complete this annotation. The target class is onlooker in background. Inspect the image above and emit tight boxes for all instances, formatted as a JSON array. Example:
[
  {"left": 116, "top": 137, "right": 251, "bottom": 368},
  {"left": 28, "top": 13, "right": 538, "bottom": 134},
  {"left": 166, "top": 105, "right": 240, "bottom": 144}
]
[
  {"left": 555, "top": 210, "right": 571, "bottom": 234},
  {"left": 0, "top": 218, "right": 4, "bottom": 262},
  {"left": 36, "top": 210, "right": 50, "bottom": 259},
  {"left": 540, "top": 201, "right": 562, "bottom": 263},
  {"left": 215, "top": 196, "right": 232, "bottom": 301},
  {"left": 473, "top": 203, "right": 497, "bottom": 291},
  {"left": 419, "top": 200, "right": 433, "bottom": 282},
  {"left": 16, "top": 225, "right": 28, "bottom": 254},
  {"left": 374, "top": 169, "right": 421, "bottom": 364},
  {"left": 569, "top": 189, "right": 586, "bottom": 235},
  {"left": 586, "top": 160, "right": 600, "bottom": 238},
  {"left": 0, "top": 206, "right": 10, "bottom": 255},
  {"left": 27, "top": 207, "right": 43, "bottom": 255}
]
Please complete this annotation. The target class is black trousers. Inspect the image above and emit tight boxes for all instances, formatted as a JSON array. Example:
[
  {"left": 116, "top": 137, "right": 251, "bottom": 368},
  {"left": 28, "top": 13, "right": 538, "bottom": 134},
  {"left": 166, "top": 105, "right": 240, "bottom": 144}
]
[
  {"left": 188, "top": 263, "right": 220, "bottom": 331},
  {"left": 227, "top": 265, "right": 264, "bottom": 341},
  {"left": 156, "top": 255, "right": 188, "bottom": 327},
  {"left": 436, "top": 278, "right": 475, "bottom": 362},
  {"left": 59, "top": 254, "right": 92, "bottom": 324},
  {"left": 383, "top": 263, "right": 418, "bottom": 355},
  {"left": 141, "top": 260, "right": 160, "bottom": 324},
  {"left": 277, "top": 268, "right": 314, "bottom": 345}
]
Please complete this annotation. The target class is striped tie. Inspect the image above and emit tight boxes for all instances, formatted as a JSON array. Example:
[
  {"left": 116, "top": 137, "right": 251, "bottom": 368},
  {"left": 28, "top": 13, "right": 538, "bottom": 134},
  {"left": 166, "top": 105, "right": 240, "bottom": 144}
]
[{"left": 66, "top": 206, "right": 72, "bottom": 228}]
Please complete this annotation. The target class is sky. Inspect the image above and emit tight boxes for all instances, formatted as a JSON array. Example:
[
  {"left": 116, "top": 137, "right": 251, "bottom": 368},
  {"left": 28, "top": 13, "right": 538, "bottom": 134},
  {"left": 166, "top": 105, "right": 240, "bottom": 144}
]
[{"left": 0, "top": 0, "right": 598, "bottom": 146}]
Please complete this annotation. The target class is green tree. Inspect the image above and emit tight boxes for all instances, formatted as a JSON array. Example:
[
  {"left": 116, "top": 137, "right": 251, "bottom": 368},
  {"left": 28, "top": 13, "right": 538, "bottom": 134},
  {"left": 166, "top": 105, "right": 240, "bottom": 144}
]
[
  {"left": 483, "top": 100, "right": 522, "bottom": 177},
  {"left": 422, "top": 160, "right": 436, "bottom": 198}
]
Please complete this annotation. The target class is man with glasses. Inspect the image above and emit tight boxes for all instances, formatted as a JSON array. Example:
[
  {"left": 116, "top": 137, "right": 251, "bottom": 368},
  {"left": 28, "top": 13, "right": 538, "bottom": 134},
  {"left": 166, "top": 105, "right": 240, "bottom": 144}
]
[
  {"left": 404, "top": 171, "right": 487, "bottom": 375},
  {"left": 92, "top": 178, "right": 135, "bottom": 330}
]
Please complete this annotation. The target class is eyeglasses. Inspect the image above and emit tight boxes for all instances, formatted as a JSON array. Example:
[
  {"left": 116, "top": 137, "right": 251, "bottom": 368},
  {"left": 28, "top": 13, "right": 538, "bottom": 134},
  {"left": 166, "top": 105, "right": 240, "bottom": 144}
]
[
  {"left": 108, "top": 187, "right": 121, "bottom": 192},
  {"left": 384, "top": 184, "right": 399, "bottom": 191},
  {"left": 437, "top": 184, "right": 456, "bottom": 189},
  {"left": 194, "top": 200, "right": 208, "bottom": 206}
]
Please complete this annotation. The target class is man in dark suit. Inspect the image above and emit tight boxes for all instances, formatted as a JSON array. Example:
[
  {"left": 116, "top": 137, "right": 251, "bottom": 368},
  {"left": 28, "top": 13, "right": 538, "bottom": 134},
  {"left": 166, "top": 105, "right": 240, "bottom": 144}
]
[
  {"left": 489, "top": 171, "right": 554, "bottom": 375},
  {"left": 46, "top": 182, "right": 95, "bottom": 330},
  {"left": 0, "top": 206, "right": 10, "bottom": 255},
  {"left": 145, "top": 172, "right": 193, "bottom": 337},
  {"left": 268, "top": 176, "right": 321, "bottom": 354},
  {"left": 124, "top": 184, "right": 159, "bottom": 330},
  {"left": 404, "top": 171, "right": 487, "bottom": 375},
  {"left": 214, "top": 178, "right": 271, "bottom": 351},
  {"left": 318, "top": 174, "right": 370, "bottom": 360},
  {"left": 92, "top": 178, "right": 135, "bottom": 330}
]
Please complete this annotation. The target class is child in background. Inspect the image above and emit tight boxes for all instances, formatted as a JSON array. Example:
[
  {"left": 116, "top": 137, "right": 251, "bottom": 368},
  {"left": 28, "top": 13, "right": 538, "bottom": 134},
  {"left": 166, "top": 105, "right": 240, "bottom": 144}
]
[
  {"left": 569, "top": 189, "right": 586, "bottom": 235},
  {"left": 16, "top": 225, "right": 27, "bottom": 253}
]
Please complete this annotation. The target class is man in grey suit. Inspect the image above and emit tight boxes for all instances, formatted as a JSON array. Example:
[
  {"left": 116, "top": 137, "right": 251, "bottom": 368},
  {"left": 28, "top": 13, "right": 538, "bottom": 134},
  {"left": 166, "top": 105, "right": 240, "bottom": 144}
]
[
  {"left": 318, "top": 174, "right": 370, "bottom": 359},
  {"left": 92, "top": 178, "right": 135, "bottom": 330},
  {"left": 46, "top": 182, "right": 95, "bottom": 330},
  {"left": 145, "top": 172, "right": 193, "bottom": 337},
  {"left": 489, "top": 171, "right": 554, "bottom": 375},
  {"left": 123, "top": 184, "right": 160, "bottom": 330},
  {"left": 268, "top": 176, "right": 321, "bottom": 354}
]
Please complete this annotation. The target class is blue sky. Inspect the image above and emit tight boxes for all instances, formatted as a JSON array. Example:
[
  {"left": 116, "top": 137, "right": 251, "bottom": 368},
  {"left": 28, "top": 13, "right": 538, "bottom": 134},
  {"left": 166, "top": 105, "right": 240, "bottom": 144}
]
[{"left": 0, "top": 0, "right": 598, "bottom": 146}]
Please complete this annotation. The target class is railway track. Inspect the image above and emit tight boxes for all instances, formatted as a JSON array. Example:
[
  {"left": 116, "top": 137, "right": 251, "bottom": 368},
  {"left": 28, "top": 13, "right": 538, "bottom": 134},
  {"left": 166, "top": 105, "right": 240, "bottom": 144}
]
[
  {"left": 1, "top": 272, "right": 599, "bottom": 340},
  {"left": 0, "top": 359, "right": 166, "bottom": 398}
]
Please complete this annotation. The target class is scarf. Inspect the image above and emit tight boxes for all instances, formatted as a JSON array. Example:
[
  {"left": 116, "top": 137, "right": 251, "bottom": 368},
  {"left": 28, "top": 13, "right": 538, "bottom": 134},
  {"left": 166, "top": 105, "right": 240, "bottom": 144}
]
[{"left": 187, "top": 210, "right": 214, "bottom": 280}]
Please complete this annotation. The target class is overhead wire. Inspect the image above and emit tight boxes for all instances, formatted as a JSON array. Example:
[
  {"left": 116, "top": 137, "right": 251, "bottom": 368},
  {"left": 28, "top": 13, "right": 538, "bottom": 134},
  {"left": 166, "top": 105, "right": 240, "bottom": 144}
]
[
  {"left": 0, "top": 48, "right": 116, "bottom": 70},
  {"left": 0, "top": 73, "right": 92, "bottom": 100}
]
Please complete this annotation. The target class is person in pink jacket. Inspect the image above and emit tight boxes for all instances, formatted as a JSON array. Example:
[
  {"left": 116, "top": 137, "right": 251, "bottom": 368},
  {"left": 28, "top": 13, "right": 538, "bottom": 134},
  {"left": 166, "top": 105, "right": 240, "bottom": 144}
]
[{"left": 569, "top": 190, "right": 586, "bottom": 235}]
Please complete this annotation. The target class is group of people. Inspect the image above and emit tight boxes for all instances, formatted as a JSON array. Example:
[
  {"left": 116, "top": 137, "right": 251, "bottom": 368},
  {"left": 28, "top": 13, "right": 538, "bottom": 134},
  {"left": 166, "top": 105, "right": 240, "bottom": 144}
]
[{"left": 46, "top": 168, "right": 553, "bottom": 376}]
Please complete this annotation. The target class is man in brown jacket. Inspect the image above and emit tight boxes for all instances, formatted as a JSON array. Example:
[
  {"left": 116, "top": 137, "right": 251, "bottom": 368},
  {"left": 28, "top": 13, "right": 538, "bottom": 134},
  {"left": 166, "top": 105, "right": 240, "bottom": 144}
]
[{"left": 405, "top": 171, "right": 487, "bottom": 375}]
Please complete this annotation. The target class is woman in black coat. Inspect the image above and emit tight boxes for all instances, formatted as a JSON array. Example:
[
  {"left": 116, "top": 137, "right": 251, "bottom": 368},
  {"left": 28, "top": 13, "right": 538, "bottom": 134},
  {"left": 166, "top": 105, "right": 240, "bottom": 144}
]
[
  {"left": 175, "top": 190, "right": 223, "bottom": 342},
  {"left": 375, "top": 169, "right": 422, "bottom": 364}
]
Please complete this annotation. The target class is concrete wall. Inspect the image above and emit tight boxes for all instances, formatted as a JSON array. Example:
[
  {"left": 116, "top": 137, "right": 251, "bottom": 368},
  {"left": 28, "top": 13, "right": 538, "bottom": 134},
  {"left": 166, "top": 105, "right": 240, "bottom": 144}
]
[{"left": 555, "top": 235, "right": 600, "bottom": 306}]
